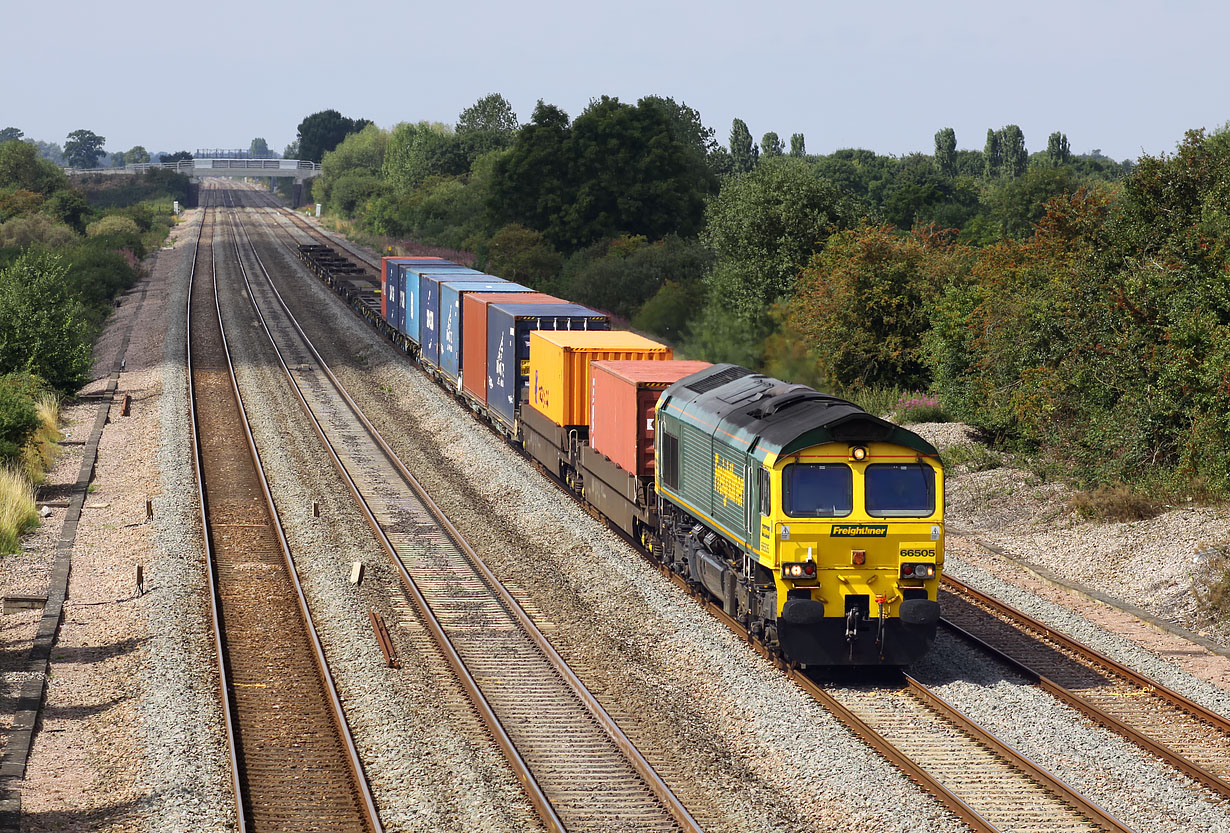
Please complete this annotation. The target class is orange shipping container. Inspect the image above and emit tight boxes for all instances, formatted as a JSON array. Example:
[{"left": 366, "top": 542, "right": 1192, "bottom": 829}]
[
  {"left": 461, "top": 292, "right": 563, "bottom": 403},
  {"left": 528, "top": 331, "right": 673, "bottom": 428},
  {"left": 589, "top": 360, "right": 711, "bottom": 477}
]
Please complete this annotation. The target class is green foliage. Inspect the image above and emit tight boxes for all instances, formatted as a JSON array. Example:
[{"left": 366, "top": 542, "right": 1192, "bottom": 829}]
[
  {"left": 0, "top": 215, "right": 77, "bottom": 249},
  {"left": 42, "top": 190, "right": 90, "bottom": 233},
  {"left": 295, "top": 109, "right": 372, "bottom": 163},
  {"left": 318, "top": 124, "right": 390, "bottom": 215},
  {"left": 0, "top": 128, "right": 23, "bottom": 143},
  {"left": 0, "top": 251, "right": 93, "bottom": 392},
  {"left": 983, "top": 129, "right": 1001, "bottom": 178},
  {"left": 249, "top": 137, "right": 270, "bottom": 157},
  {"left": 789, "top": 133, "right": 806, "bottom": 157},
  {"left": 700, "top": 156, "right": 864, "bottom": 324},
  {"left": 632, "top": 279, "right": 707, "bottom": 343},
  {"left": 123, "top": 146, "right": 150, "bottom": 165},
  {"left": 160, "top": 150, "right": 192, "bottom": 163},
  {"left": 383, "top": 122, "right": 467, "bottom": 192},
  {"left": 729, "top": 118, "right": 758, "bottom": 173},
  {"left": 78, "top": 169, "right": 190, "bottom": 209},
  {"left": 64, "top": 129, "right": 106, "bottom": 169},
  {"left": 566, "top": 234, "right": 711, "bottom": 320},
  {"left": 485, "top": 223, "right": 564, "bottom": 289},
  {"left": 761, "top": 132, "right": 784, "bottom": 157},
  {"left": 1001, "top": 125, "right": 1027, "bottom": 178},
  {"left": 0, "top": 140, "right": 67, "bottom": 194},
  {"left": 1046, "top": 132, "right": 1071, "bottom": 166},
  {"left": 980, "top": 166, "right": 1082, "bottom": 240},
  {"left": 0, "top": 374, "right": 41, "bottom": 464},
  {"left": 786, "top": 224, "right": 963, "bottom": 389},
  {"left": 489, "top": 96, "right": 714, "bottom": 251},
  {"left": 934, "top": 128, "right": 956, "bottom": 177},
  {"left": 86, "top": 215, "right": 140, "bottom": 237}
]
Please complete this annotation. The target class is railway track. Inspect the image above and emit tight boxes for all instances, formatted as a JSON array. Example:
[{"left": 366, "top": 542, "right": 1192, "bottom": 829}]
[
  {"left": 224, "top": 182, "right": 1202, "bottom": 832},
  {"left": 188, "top": 190, "right": 382, "bottom": 832},
  {"left": 940, "top": 575, "right": 1230, "bottom": 799},
  {"left": 218, "top": 186, "right": 703, "bottom": 833}
]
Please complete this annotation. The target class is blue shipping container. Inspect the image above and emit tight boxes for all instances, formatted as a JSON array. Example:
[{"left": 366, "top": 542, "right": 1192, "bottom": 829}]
[
  {"left": 440, "top": 282, "right": 533, "bottom": 385},
  {"left": 486, "top": 303, "right": 610, "bottom": 426},
  {"left": 422, "top": 278, "right": 511, "bottom": 367},
  {"left": 399, "top": 265, "right": 479, "bottom": 344},
  {"left": 383, "top": 257, "right": 453, "bottom": 329}
]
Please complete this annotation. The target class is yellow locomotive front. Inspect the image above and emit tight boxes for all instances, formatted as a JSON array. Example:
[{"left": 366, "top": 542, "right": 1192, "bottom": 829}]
[{"left": 762, "top": 441, "right": 943, "bottom": 665}]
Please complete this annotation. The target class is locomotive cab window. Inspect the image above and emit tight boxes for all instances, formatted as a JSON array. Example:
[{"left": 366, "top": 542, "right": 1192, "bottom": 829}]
[
  {"left": 865, "top": 464, "right": 936, "bottom": 517},
  {"left": 759, "top": 467, "right": 771, "bottom": 516},
  {"left": 783, "top": 464, "right": 852, "bottom": 517},
  {"left": 661, "top": 430, "right": 680, "bottom": 490}
]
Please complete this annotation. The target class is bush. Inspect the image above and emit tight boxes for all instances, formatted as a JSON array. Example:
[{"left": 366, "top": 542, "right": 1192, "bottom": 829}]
[
  {"left": 86, "top": 214, "right": 140, "bottom": 237},
  {"left": 1068, "top": 484, "right": 1163, "bottom": 522},
  {"left": 0, "top": 214, "right": 77, "bottom": 248},
  {"left": 0, "top": 251, "right": 93, "bottom": 392},
  {"left": 0, "top": 378, "right": 40, "bottom": 464}
]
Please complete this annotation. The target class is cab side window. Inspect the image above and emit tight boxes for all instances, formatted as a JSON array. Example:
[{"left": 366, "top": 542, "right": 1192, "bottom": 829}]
[
  {"left": 759, "top": 467, "right": 771, "bottom": 515},
  {"left": 661, "top": 430, "right": 680, "bottom": 490}
]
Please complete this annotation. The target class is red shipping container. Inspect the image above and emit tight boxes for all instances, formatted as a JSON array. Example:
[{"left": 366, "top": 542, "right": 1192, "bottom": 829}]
[
  {"left": 589, "top": 360, "right": 711, "bottom": 477},
  {"left": 461, "top": 292, "right": 563, "bottom": 403}
]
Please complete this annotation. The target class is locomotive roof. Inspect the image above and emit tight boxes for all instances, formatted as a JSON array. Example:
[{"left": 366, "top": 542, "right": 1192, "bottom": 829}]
[{"left": 660, "top": 364, "right": 939, "bottom": 459}]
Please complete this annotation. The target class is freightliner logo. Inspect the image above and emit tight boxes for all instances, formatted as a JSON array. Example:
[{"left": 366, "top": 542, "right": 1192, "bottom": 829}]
[{"left": 830, "top": 524, "right": 888, "bottom": 538}]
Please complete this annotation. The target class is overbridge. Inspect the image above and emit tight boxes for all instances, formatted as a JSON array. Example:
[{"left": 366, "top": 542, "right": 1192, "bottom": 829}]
[{"left": 66, "top": 158, "right": 323, "bottom": 205}]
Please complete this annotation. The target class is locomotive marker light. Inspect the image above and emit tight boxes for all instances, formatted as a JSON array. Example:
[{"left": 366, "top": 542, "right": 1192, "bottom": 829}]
[
  {"left": 852, "top": 549, "right": 866, "bottom": 565},
  {"left": 900, "top": 562, "right": 936, "bottom": 579},
  {"left": 849, "top": 445, "right": 868, "bottom": 461}
]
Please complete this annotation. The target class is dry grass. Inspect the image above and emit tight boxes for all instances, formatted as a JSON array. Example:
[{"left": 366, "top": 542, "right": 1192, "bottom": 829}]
[
  {"left": 21, "top": 393, "right": 62, "bottom": 481},
  {"left": 1068, "top": 484, "right": 1163, "bottom": 522},
  {"left": 0, "top": 466, "right": 36, "bottom": 554}
]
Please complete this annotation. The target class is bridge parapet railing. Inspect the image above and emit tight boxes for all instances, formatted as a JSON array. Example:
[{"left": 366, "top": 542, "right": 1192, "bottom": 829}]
[{"left": 65, "top": 159, "right": 322, "bottom": 175}]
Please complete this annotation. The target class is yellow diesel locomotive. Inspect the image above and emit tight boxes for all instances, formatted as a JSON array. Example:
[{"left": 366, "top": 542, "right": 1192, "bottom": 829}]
[{"left": 653, "top": 365, "right": 944, "bottom": 666}]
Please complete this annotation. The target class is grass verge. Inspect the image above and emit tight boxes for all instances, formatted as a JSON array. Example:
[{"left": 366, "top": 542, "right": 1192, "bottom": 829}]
[{"left": 0, "top": 466, "right": 36, "bottom": 554}]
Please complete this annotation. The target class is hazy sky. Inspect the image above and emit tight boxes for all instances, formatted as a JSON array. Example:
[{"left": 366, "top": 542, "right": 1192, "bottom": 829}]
[{"left": 3, "top": 0, "right": 1226, "bottom": 162}]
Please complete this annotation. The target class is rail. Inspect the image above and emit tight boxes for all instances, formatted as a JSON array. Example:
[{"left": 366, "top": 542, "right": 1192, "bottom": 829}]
[{"left": 226, "top": 188, "right": 701, "bottom": 833}]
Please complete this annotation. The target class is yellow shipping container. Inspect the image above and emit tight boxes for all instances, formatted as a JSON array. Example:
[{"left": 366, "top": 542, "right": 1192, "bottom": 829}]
[{"left": 529, "top": 330, "right": 673, "bottom": 427}]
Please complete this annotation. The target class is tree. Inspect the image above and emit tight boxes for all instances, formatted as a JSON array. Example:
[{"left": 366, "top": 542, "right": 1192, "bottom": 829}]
[
  {"left": 64, "top": 130, "right": 105, "bottom": 169},
  {"left": 1046, "top": 131, "right": 1071, "bottom": 167},
  {"left": 457, "top": 93, "right": 519, "bottom": 135},
  {"left": 729, "top": 119, "right": 758, "bottom": 173},
  {"left": 787, "top": 224, "right": 963, "bottom": 389},
  {"left": 382, "top": 122, "right": 467, "bottom": 192},
  {"left": 160, "top": 150, "right": 192, "bottom": 164},
  {"left": 789, "top": 133, "right": 806, "bottom": 157},
  {"left": 1001, "top": 125, "right": 1027, "bottom": 178},
  {"left": 761, "top": 132, "right": 784, "bottom": 157},
  {"left": 295, "top": 109, "right": 372, "bottom": 163},
  {"left": 249, "top": 137, "right": 270, "bottom": 158},
  {"left": 983, "top": 129, "right": 1002, "bottom": 179},
  {"left": 0, "top": 141, "right": 67, "bottom": 194},
  {"left": 700, "top": 156, "right": 865, "bottom": 324},
  {"left": 489, "top": 96, "right": 714, "bottom": 250},
  {"left": 485, "top": 223, "right": 564, "bottom": 288},
  {"left": 0, "top": 251, "right": 92, "bottom": 392},
  {"left": 0, "top": 128, "right": 22, "bottom": 144},
  {"left": 934, "top": 127, "right": 956, "bottom": 176},
  {"left": 123, "top": 146, "right": 150, "bottom": 165}
]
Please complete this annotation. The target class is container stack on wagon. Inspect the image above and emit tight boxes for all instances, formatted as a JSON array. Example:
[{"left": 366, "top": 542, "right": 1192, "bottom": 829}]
[
  {"left": 486, "top": 303, "right": 611, "bottom": 428},
  {"left": 461, "top": 292, "right": 564, "bottom": 405}
]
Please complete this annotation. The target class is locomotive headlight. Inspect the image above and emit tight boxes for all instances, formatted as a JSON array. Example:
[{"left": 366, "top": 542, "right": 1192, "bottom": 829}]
[
  {"left": 783, "top": 562, "right": 818, "bottom": 581},
  {"left": 849, "top": 445, "right": 868, "bottom": 462}
]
